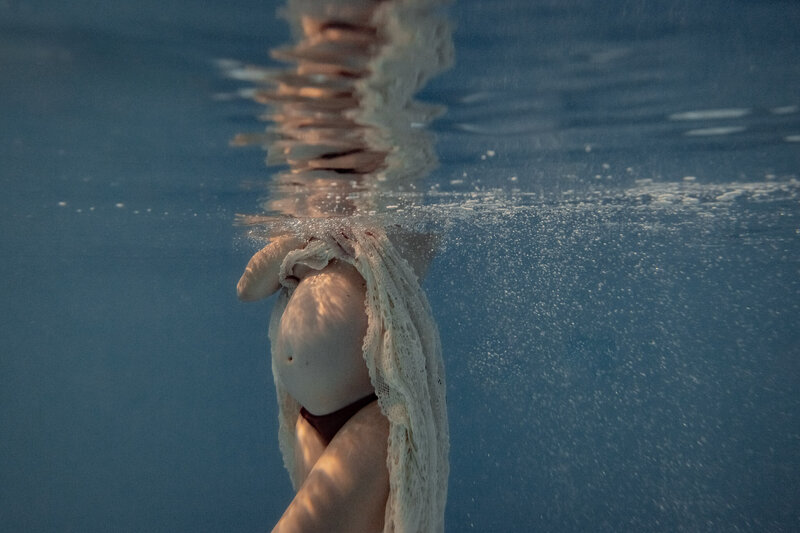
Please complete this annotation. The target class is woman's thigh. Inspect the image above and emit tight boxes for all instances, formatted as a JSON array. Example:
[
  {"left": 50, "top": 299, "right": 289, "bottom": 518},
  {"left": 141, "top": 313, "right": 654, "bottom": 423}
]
[{"left": 275, "top": 402, "right": 390, "bottom": 533}]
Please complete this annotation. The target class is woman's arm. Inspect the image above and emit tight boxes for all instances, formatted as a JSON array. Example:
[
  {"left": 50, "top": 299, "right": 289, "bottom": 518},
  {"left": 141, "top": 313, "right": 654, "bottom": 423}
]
[{"left": 237, "top": 235, "right": 306, "bottom": 301}]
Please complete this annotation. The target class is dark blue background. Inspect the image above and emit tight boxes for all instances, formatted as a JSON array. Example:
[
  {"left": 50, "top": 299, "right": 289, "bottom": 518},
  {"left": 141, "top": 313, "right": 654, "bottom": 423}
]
[{"left": 1, "top": 1, "right": 798, "bottom": 531}]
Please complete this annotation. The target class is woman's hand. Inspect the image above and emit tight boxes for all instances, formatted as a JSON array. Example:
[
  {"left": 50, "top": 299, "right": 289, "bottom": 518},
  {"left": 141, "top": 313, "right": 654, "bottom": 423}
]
[{"left": 237, "top": 234, "right": 306, "bottom": 301}]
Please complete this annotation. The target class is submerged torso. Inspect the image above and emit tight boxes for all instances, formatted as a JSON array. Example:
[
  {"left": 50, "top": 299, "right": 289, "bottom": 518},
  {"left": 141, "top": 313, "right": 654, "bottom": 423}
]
[{"left": 272, "top": 259, "right": 374, "bottom": 415}]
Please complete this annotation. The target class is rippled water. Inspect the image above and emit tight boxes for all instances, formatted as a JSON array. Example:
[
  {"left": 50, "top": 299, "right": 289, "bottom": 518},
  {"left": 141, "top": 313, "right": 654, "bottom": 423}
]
[{"left": 1, "top": 0, "right": 798, "bottom": 532}]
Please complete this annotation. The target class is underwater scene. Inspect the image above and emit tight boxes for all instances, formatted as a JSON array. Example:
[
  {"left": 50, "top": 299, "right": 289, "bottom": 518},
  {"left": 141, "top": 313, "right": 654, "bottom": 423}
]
[{"left": 1, "top": 0, "right": 798, "bottom": 531}]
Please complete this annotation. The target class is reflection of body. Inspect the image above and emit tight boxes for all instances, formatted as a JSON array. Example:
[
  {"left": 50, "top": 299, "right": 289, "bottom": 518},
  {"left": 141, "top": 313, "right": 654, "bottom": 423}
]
[{"left": 239, "top": 235, "right": 389, "bottom": 532}]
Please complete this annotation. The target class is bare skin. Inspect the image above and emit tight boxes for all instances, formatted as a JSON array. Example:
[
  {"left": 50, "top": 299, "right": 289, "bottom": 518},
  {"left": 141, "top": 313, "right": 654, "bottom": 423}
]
[
  {"left": 275, "top": 401, "right": 389, "bottom": 533},
  {"left": 237, "top": 235, "right": 306, "bottom": 302},
  {"left": 238, "top": 237, "right": 389, "bottom": 533},
  {"left": 273, "top": 259, "right": 374, "bottom": 415}
]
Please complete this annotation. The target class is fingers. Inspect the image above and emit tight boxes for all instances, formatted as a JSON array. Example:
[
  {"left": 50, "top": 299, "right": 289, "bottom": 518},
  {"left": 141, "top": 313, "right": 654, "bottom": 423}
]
[{"left": 237, "top": 234, "right": 306, "bottom": 301}]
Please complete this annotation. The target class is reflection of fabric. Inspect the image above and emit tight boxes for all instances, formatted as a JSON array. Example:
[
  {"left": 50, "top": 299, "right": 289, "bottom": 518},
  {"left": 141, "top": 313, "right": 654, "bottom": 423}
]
[
  {"left": 268, "top": 225, "right": 449, "bottom": 533},
  {"left": 357, "top": 0, "right": 454, "bottom": 186}
]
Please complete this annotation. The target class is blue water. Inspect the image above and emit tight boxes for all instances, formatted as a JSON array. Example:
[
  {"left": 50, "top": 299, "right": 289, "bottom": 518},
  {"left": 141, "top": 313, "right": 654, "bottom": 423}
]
[{"left": 1, "top": 1, "right": 799, "bottom": 532}]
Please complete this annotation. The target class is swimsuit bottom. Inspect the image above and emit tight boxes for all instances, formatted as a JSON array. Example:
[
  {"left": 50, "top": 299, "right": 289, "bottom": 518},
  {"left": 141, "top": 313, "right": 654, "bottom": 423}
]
[{"left": 299, "top": 393, "right": 378, "bottom": 444}]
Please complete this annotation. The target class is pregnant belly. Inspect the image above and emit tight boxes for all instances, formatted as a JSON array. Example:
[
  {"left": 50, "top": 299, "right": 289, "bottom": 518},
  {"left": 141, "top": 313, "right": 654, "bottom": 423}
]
[{"left": 272, "top": 260, "right": 374, "bottom": 415}]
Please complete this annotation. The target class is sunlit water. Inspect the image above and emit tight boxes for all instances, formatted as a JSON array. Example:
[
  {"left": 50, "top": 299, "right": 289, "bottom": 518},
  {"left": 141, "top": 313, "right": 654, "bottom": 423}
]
[{"left": 1, "top": 0, "right": 798, "bottom": 532}]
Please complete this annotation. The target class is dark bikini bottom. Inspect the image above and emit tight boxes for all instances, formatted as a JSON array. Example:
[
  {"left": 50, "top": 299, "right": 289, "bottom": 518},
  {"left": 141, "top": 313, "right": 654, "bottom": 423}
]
[{"left": 299, "top": 393, "right": 378, "bottom": 444}]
